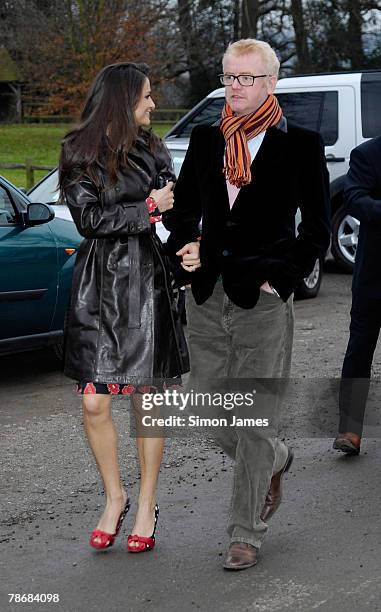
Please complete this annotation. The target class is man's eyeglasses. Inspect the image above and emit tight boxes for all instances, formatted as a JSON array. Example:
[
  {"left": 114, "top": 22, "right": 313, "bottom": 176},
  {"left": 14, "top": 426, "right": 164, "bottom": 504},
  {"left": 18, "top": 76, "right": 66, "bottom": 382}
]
[{"left": 218, "top": 74, "right": 269, "bottom": 86}]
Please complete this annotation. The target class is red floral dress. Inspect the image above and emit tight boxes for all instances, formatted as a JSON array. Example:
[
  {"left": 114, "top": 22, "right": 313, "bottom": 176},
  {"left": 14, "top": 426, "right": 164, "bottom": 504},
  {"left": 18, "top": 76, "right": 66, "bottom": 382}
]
[{"left": 76, "top": 378, "right": 181, "bottom": 396}]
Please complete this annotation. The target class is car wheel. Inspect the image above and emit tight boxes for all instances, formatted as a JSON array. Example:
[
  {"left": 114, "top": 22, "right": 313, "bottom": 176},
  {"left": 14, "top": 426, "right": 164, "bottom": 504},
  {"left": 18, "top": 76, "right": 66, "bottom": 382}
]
[
  {"left": 331, "top": 205, "right": 358, "bottom": 272},
  {"left": 53, "top": 308, "right": 70, "bottom": 362},
  {"left": 294, "top": 257, "right": 322, "bottom": 300}
]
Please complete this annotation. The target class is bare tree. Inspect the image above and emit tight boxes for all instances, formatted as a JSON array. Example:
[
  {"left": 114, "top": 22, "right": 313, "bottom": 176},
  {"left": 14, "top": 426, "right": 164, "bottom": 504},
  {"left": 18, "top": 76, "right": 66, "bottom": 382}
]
[
  {"left": 233, "top": 0, "right": 241, "bottom": 39},
  {"left": 241, "top": 0, "right": 260, "bottom": 36},
  {"left": 1, "top": 0, "right": 381, "bottom": 113},
  {"left": 347, "top": 0, "right": 365, "bottom": 67},
  {"left": 176, "top": 0, "right": 234, "bottom": 104},
  {"left": 289, "top": 0, "right": 311, "bottom": 72}
]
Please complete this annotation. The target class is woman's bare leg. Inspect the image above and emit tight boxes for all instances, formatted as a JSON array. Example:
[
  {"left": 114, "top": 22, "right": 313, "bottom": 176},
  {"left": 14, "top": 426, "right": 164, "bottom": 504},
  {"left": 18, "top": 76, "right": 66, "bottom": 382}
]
[
  {"left": 129, "top": 395, "right": 164, "bottom": 545},
  {"left": 83, "top": 394, "right": 127, "bottom": 541}
]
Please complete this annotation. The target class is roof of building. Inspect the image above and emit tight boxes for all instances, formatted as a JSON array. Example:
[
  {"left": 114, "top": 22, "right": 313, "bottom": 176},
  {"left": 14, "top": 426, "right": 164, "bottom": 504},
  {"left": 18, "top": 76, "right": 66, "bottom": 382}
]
[{"left": 0, "top": 47, "right": 22, "bottom": 82}]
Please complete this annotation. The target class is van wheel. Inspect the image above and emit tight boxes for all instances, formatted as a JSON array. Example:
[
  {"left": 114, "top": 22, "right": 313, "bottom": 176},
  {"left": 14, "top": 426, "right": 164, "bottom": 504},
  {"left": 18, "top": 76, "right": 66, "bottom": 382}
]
[
  {"left": 53, "top": 308, "right": 70, "bottom": 362},
  {"left": 294, "top": 257, "right": 322, "bottom": 300},
  {"left": 331, "top": 205, "right": 357, "bottom": 272}
]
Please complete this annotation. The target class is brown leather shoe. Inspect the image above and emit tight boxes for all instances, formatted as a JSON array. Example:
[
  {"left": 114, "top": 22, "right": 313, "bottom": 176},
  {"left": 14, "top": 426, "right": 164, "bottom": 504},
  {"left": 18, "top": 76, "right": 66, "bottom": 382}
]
[
  {"left": 260, "top": 447, "right": 294, "bottom": 523},
  {"left": 333, "top": 432, "right": 361, "bottom": 455},
  {"left": 223, "top": 542, "right": 258, "bottom": 570}
]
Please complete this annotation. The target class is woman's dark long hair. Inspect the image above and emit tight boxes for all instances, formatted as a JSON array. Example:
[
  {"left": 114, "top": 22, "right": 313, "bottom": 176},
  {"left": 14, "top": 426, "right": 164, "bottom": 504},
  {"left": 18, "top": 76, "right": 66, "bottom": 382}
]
[{"left": 59, "top": 62, "right": 159, "bottom": 190}]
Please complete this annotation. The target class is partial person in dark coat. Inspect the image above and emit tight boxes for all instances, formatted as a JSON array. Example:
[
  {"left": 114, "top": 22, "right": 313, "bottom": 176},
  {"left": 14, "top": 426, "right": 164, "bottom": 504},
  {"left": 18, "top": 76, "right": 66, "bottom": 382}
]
[
  {"left": 334, "top": 135, "right": 381, "bottom": 456},
  {"left": 60, "top": 62, "right": 189, "bottom": 553}
]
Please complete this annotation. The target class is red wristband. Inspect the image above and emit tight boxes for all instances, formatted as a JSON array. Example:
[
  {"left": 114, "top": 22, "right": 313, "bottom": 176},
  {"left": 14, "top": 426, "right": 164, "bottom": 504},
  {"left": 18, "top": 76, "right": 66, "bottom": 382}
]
[
  {"left": 149, "top": 214, "right": 162, "bottom": 224},
  {"left": 146, "top": 196, "right": 157, "bottom": 214}
]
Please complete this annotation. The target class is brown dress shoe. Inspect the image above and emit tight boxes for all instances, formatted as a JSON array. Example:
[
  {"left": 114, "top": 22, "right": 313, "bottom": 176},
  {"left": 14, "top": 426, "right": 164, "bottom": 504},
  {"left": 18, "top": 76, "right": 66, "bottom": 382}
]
[
  {"left": 333, "top": 432, "right": 361, "bottom": 455},
  {"left": 260, "top": 448, "right": 294, "bottom": 523},
  {"left": 223, "top": 542, "right": 258, "bottom": 570}
]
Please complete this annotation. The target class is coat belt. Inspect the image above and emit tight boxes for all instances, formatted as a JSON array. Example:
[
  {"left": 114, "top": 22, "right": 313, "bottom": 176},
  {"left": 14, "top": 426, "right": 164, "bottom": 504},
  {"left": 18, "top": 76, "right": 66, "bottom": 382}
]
[{"left": 127, "top": 235, "right": 141, "bottom": 328}]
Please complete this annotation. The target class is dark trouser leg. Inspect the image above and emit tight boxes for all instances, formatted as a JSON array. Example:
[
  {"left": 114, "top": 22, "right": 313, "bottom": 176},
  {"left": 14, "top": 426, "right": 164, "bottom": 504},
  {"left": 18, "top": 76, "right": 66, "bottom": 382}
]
[{"left": 339, "top": 295, "right": 381, "bottom": 436}]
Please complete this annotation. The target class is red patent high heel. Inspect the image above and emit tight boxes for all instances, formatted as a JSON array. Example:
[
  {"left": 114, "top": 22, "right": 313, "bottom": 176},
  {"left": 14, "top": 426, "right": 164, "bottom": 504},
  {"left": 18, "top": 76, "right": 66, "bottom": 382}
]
[
  {"left": 90, "top": 498, "right": 130, "bottom": 550},
  {"left": 127, "top": 504, "right": 159, "bottom": 553}
]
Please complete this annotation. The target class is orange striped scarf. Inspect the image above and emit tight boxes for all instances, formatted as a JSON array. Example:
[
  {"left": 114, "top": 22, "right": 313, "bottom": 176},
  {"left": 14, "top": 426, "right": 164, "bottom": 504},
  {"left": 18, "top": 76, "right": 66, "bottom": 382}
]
[{"left": 220, "top": 94, "right": 282, "bottom": 187}]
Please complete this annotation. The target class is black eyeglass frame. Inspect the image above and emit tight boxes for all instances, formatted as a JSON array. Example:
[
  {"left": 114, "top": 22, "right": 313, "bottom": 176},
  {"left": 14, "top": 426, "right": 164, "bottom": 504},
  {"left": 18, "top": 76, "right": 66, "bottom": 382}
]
[{"left": 218, "top": 74, "right": 270, "bottom": 86}]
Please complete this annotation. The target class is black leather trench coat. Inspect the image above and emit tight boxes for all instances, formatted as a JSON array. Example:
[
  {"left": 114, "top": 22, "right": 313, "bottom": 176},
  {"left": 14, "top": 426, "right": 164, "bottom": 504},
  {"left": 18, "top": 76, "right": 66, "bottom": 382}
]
[{"left": 63, "top": 133, "right": 189, "bottom": 384}]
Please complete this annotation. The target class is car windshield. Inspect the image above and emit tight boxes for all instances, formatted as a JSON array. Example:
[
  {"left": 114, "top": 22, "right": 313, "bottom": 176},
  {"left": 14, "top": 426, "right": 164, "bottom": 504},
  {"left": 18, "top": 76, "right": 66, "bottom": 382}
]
[
  {"left": 28, "top": 170, "right": 60, "bottom": 204},
  {"left": 1, "top": 176, "right": 30, "bottom": 205}
]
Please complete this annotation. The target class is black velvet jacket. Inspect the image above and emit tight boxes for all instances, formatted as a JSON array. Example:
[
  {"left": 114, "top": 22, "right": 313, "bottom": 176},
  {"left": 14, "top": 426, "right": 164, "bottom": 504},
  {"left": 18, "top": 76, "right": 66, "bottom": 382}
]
[
  {"left": 164, "top": 122, "right": 331, "bottom": 308},
  {"left": 63, "top": 133, "right": 189, "bottom": 383}
]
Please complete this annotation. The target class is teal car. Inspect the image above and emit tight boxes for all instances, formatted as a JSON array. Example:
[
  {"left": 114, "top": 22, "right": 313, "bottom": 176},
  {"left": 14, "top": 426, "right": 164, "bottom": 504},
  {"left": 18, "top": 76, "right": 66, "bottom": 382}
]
[{"left": 0, "top": 176, "right": 81, "bottom": 359}]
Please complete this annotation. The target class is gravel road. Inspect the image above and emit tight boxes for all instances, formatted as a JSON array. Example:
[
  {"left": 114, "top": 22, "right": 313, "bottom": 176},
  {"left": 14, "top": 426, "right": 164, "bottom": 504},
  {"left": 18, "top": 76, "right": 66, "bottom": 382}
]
[{"left": 1, "top": 264, "right": 381, "bottom": 612}]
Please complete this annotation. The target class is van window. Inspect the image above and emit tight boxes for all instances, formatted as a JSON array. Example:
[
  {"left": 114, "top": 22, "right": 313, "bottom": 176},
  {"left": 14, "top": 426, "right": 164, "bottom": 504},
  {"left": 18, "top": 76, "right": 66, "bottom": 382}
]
[
  {"left": 275, "top": 91, "right": 338, "bottom": 145},
  {"left": 361, "top": 73, "right": 381, "bottom": 138},
  {"left": 169, "top": 98, "right": 225, "bottom": 137},
  {"left": 168, "top": 90, "right": 339, "bottom": 144}
]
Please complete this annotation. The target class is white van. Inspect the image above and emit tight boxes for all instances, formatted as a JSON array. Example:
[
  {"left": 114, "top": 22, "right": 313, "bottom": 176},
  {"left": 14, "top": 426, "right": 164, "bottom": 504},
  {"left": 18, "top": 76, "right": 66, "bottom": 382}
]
[{"left": 165, "top": 70, "right": 381, "bottom": 272}]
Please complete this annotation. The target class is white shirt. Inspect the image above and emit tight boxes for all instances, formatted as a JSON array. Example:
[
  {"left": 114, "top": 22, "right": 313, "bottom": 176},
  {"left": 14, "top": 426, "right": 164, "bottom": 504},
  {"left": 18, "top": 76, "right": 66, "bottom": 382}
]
[{"left": 225, "top": 131, "right": 266, "bottom": 209}]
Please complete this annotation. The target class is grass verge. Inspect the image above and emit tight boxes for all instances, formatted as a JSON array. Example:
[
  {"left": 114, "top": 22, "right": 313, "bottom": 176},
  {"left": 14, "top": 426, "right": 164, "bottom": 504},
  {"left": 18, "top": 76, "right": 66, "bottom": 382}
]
[{"left": 0, "top": 123, "right": 173, "bottom": 189}]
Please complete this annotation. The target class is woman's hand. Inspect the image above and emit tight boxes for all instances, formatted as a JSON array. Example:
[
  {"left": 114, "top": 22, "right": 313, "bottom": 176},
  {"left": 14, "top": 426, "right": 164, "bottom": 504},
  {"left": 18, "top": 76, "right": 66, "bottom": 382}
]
[{"left": 149, "top": 182, "right": 174, "bottom": 213}]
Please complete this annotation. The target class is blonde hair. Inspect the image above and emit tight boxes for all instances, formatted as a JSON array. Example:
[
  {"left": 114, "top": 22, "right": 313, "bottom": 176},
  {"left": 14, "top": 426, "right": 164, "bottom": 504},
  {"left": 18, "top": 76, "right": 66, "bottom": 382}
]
[{"left": 223, "top": 39, "right": 280, "bottom": 77}]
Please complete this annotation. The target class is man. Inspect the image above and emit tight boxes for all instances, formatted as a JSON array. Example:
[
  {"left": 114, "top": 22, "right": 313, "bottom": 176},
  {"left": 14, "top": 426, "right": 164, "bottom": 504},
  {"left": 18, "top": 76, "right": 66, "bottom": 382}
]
[
  {"left": 334, "top": 135, "right": 381, "bottom": 456},
  {"left": 164, "top": 39, "right": 330, "bottom": 570}
]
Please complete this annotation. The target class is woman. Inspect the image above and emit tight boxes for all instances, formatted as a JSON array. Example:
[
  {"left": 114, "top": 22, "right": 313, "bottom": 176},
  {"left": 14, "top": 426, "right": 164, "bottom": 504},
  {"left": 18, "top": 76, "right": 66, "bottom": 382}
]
[{"left": 59, "top": 62, "right": 189, "bottom": 553}]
